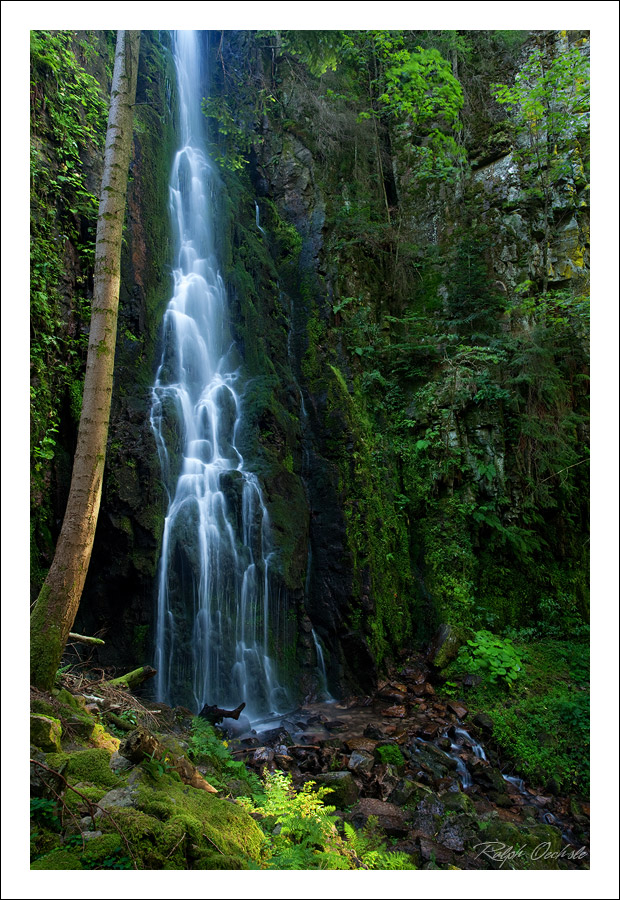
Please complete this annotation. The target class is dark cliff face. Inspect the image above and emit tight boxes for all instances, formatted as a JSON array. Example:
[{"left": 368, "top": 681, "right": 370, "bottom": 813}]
[{"left": 32, "top": 30, "right": 589, "bottom": 699}]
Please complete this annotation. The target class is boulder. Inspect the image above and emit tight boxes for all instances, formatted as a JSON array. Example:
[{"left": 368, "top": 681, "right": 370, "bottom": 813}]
[
  {"left": 472, "top": 764, "right": 508, "bottom": 795},
  {"left": 30, "top": 714, "right": 62, "bottom": 753},
  {"left": 349, "top": 798, "right": 409, "bottom": 837},
  {"left": 472, "top": 712, "right": 494, "bottom": 733},
  {"left": 311, "top": 771, "right": 359, "bottom": 807},
  {"left": 347, "top": 750, "right": 374, "bottom": 774},
  {"left": 428, "top": 624, "right": 468, "bottom": 669}
]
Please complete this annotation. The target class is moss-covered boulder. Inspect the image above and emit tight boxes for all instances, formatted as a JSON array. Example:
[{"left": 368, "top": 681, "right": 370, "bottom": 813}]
[
  {"left": 310, "top": 771, "right": 360, "bottom": 808},
  {"left": 46, "top": 748, "right": 120, "bottom": 789},
  {"left": 96, "top": 771, "right": 265, "bottom": 869},
  {"left": 428, "top": 623, "right": 469, "bottom": 669},
  {"left": 30, "top": 715, "right": 62, "bottom": 752},
  {"left": 478, "top": 820, "right": 563, "bottom": 870}
]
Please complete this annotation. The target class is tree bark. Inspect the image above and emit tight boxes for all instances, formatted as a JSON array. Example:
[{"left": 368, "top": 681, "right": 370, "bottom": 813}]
[{"left": 30, "top": 31, "right": 141, "bottom": 691}]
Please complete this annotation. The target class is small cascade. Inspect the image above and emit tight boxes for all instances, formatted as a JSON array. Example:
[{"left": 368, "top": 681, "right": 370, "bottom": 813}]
[
  {"left": 453, "top": 727, "right": 487, "bottom": 760},
  {"left": 311, "top": 628, "right": 333, "bottom": 701},
  {"left": 254, "top": 201, "right": 265, "bottom": 234},
  {"left": 150, "top": 30, "right": 287, "bottom": 719}
]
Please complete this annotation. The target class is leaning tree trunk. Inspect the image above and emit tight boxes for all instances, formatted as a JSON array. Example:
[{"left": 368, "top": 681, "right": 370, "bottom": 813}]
[{"left": 30, "top": 31, "right": 141, "bottom": 690}]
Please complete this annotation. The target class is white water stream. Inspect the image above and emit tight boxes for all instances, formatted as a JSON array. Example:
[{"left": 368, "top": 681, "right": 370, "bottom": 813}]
[{"left": 150, "top": 30, "right": 286, "bottom": 718}]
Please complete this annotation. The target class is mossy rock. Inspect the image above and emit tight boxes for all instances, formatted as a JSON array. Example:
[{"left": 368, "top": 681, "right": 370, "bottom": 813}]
[
  {"left": 93, "top": 771, "right": 265, "bottom": 869},
  {"left": 30, "top": 715, "right": 62, "bottom": 753},
  {"left": 480, "top": 821, "right": 562, "bottom": 870},
  {"left": 440, "top": 790, "right": 477, "bottom": 818},
  {"left": 90, "top": 723, "right": 121, "bottom": 752},
  {"left": 31, "top": 848, "right": 84, "bottom": 870},
  {"left": 64, "top": 783, "right": 109, "bottom": 811},
  {"left": 31, "top": 698, "right": 57, "bottom": 719},
  {"left": 310, "top": 772, "right": 359, "bottom": 808},
  {"left": 429, "top": 623, "right": 470, "bottom": 669},
  {"left": 47, "top": 748, "right": 119, "bottom": 789}
]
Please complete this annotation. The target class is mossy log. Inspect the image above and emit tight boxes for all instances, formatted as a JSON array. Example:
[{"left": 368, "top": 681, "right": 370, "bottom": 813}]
[
  {"left": 119, "top": 728, "right": 217, "bottom": 793},
  {"left": 68, "top": 632, "right": 105, "bottom": 646},
  {"left": 104, "top": 711, "right": 135, "bottom": 732},
  {"left": 107, "top": 665, "right": 156, "bottom": 691}
]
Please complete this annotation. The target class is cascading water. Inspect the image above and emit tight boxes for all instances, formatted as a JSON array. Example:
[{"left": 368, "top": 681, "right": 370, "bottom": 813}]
[
  {"left": 311, "top": 627, "right": 333, "bottom": 701},
  {"left": 150, "top": 30, "right": 286, "bottom": 719}
]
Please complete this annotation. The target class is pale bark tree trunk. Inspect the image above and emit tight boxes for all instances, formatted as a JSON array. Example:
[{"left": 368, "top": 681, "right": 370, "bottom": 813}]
[{"left": 30, "top": 31, "right": 141, "bottom": 690}]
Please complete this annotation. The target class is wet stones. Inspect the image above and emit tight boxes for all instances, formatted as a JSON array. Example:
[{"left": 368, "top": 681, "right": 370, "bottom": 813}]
[
  {"left": 347, "top": 751, "right": 374, "bottom": 774},
  {"left": 345, "top": 737, "right": 377, "bottom": 754},
  {"left": 383, "top": 705, "right": 407, "bottom": 718},
  {"left": 447, "top": 702, "right": 468, "bottom": 720},
  {"left": 472, "top": 712, "right": 494, "bottom": 733}
]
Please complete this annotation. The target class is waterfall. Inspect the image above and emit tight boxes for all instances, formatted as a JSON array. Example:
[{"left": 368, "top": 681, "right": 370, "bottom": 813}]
[
  {"left": 254, "top": 201, "right": 265, "bottom": 235},
  {"left": 311, "top": 627, "right": 333, "bottom": 701},
  {"left": 150, "top": 30, "right": 286, "bottom": 719}
]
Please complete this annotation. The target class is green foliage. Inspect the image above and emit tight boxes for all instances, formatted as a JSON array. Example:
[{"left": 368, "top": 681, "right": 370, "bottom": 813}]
[
  {"left": 343, "top": 819, "right": 416, "bottom": 869},
  {"left": 239, "top": 771, "right": 349, "bottom": 869},
  {"left": 443, "top": 638, "right": 589, "bottom": 793},
  {"left": 374, "top": 745, "right": 405, "bottom": 767},
  {"left": 188, "top": 719, "right": 261, "bottom": 797},
  {"left": 336, "top": 32, "right": 465, "bottom": 181},
  {"left": 492, "top": 43, "right": 589, "bottom": 153},
  {"left": 30, "top": 30, "right": 108, "bottom": 584},
  {"left": 141, "top": 751, "right": 178, "bottom": 782},
  {"left": 458, "top": 630, "right": 523, "bottom": 686},
  {"left": 278, "top": 30, "right": 345, "bottom": 76},
  {"left": 239, "top": 771, "right": 415, "bottom": 869},
  {"left": 30, "top": 797, "right": 62, "bottom": 831},
  {"left": 493, "top": 40, "right": 589, "bottom": 289}
]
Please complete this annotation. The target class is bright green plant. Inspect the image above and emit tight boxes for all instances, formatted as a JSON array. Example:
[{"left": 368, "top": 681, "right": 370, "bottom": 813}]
[
  {"left": 141, "top": 751, "right": 178, "bottom": 782},
  {"left": 458, "top": 630, "right": 523, "bottom": 686},
  {"left": 493, "top": 40, "right": 589, "bottom": 290},
  {"left": 239, "top": 771, "right": 350, "bottom": 869},
  {"left": 239, "top": 771, "right": 416, "bottom": 870},
  {"left": 374, "top": 745, "right": 405, "bottom": 767},
  {"left": 343, "top": 818, "right": 416, "bottom": 869}
]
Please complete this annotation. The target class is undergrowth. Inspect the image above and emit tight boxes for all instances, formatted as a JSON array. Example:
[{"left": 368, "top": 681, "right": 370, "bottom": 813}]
[
  {"left": 441, "top": 637, "right": 589, "bottom": 794},
  {"left": 239, "top": 771, "right": 416, "bottom": 870}
]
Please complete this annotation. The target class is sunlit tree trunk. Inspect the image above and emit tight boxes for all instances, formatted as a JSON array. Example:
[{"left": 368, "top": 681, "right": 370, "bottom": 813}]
[{"left": 30, "top": 31, "right": 141, "bottom": 690}]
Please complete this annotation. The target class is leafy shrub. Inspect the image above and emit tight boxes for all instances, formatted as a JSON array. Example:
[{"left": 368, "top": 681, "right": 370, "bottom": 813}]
[{"left": 458, "top": 630, "right": 523, "bottom": 686}]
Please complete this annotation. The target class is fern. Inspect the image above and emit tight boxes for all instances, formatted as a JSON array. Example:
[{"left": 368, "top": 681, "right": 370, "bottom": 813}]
[
  {"left": 240, "top": 772, "right": 416, "bottom": 870},
  {"left": 343, "top": 818, "right": 417, "bottom": 869}
]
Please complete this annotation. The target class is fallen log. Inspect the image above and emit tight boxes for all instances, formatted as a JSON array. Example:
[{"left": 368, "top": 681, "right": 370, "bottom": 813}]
[
  {"left": 198, "top": 701, "right": 246, "bottom": 725},
  {"left": 104, "top": 711, "right": 135, "bottom": 732},
  {"left": 107, "top": 666, "right": 157, "bottom": 691},
  {"left": 68, "top": 632, "right": 105, "bottom": 646},
  {"left": 119, "top": 728, "right": 217, "bottom": 793}
]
